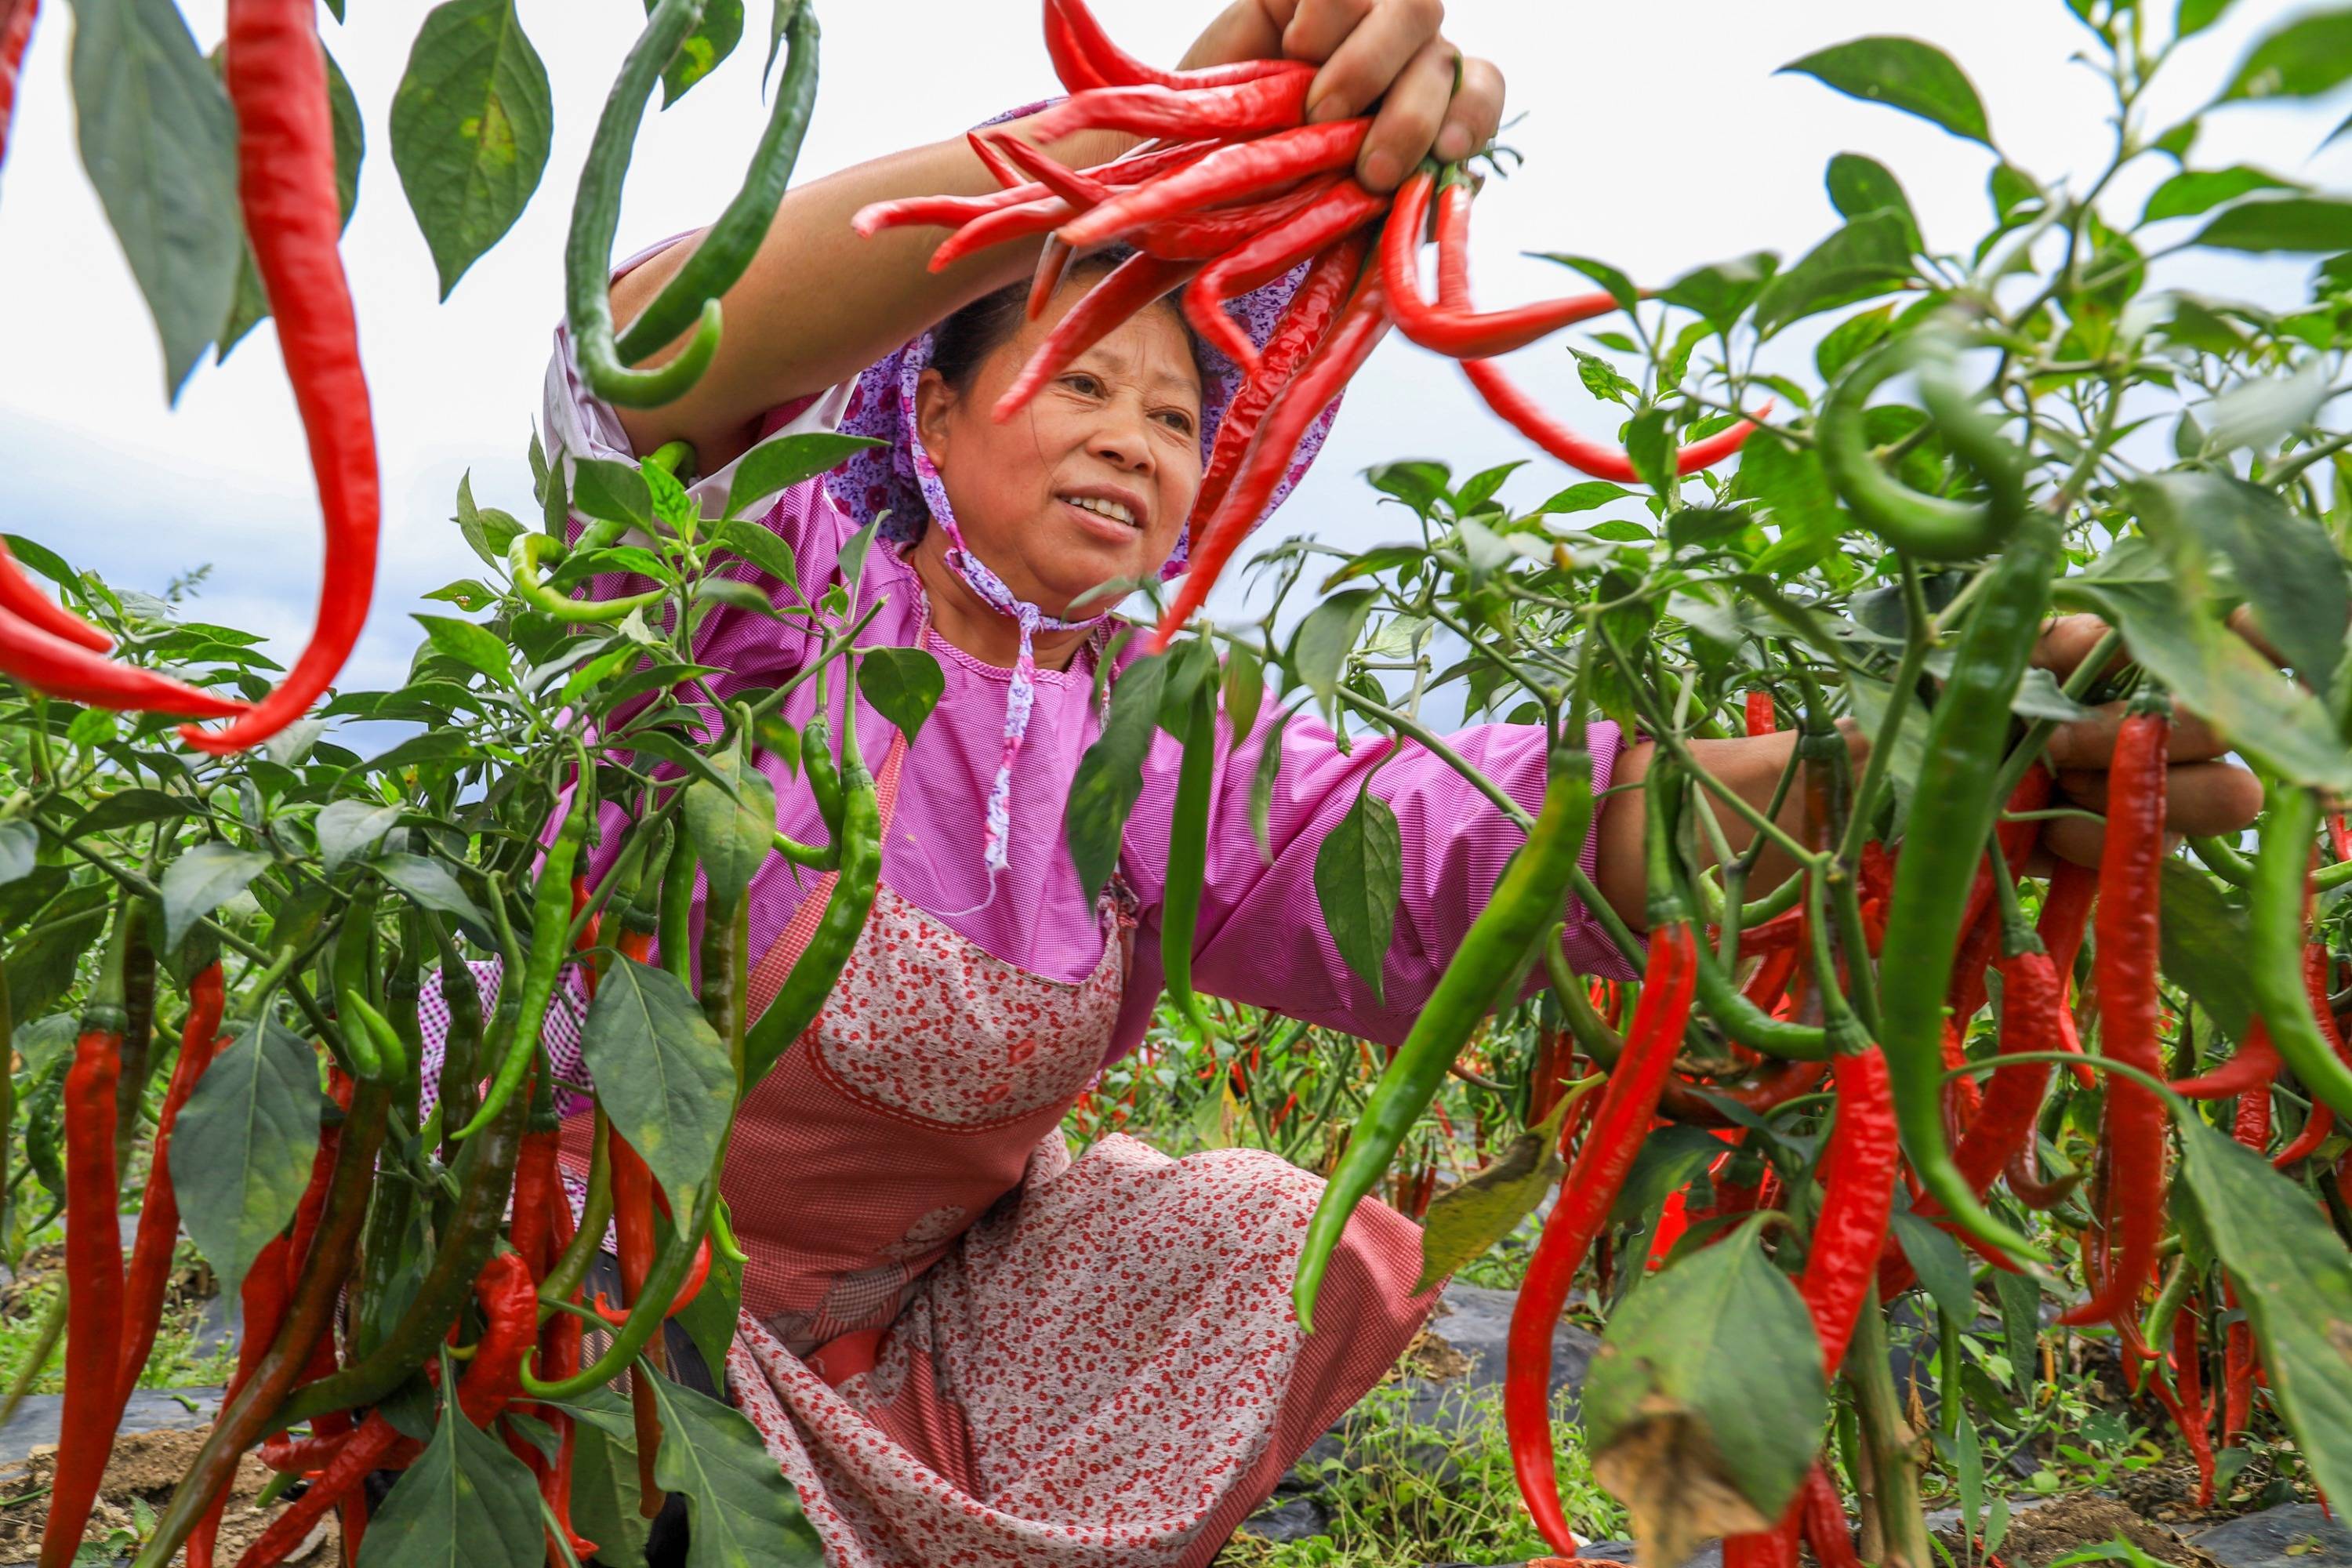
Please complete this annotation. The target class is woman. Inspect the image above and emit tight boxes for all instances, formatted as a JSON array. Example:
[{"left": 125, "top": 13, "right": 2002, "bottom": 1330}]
[{"left": 433, "top": 2, "right": 2264, "bottom": 1562}]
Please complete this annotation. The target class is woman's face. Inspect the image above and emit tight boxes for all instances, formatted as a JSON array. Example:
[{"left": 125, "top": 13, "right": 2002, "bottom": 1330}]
[{"left": 914, "top": 280, "right": 1204, "bottom": 618}]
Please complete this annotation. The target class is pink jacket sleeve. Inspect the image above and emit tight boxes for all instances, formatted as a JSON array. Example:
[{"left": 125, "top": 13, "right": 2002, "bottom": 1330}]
[{"left": 1111, "top": 702, "right": 1635, "bottom": 1057}]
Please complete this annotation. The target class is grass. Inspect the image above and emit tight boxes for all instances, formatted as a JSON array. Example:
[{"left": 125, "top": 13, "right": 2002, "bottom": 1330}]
[{"left": 1214, "top": 1380, "right": 1623, "bottom": 1568}]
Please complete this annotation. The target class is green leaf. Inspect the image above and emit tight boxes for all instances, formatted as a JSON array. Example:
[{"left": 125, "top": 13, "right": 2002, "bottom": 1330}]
[
  {"left": 172, "top": 1018, "right": 323, "bottom": 1301},
  {"left": 857, "top": 648, "right": 945, "bottom": 743},
  {"left": 1534, "top": 480, "right": 1639, "bottom": 516},
  {"left": 1537, "top": 252, "right": 1640, "bottom": 316},
  {"left": 566, "top": 1409, "right": 653, "bottom": 1567},
  {"left": 1736, "top": 428, "right": 1846, "bottom": 575},
  {"left": 1889, "top": 1210, "right": 1977, "bottom": 1322},
  {"left": 357, "top": 1390, "right": 546, "bottom": 1568},
  {"left": 1415, "top": 1093, "right": 1575, "bottom": 1291},
  {"left": 644, "top": 1373, "right": 826, "bottom": 1565},
  {"left": 1584, "top": 1224, "right": 1831, "bottom": 1565},
  {"left": 1780, "top": 35, "right": 1993, "bottom": 146},
  {"left": 579, "top": 957, "right": 735, "bottom": 1206},
  {"left": 2220, "top": 8, "right": 2352, "bottom": 102},
  {"left": 1250, "top": 705, "right": 1291, "bottom": 862},
  {"left": 455, "top": 473, "right": 528, "bottom": 568},
  {"left": 316, "top": 800, "right": 405, "bottom": 878},
  {"left": 570, "top": 459, "right": 654, "bottom": 528},
  {"left": 5, "top": 882, "right": 113, "bottom": 1022},
  {"left": 1656, "top": 252, "right": 1778, "bottom": 336},
  {"left": 2128, "top": 470, "right": 2347, "bottom": 697},
  {"left": 2176, "top": 1115, "right": 2352, "bottom": 1504},
  {"left": 2203, "top": 359, "right": 2332, "bottom": 455},
  {"left": 70, "top": 0, "right": 242, "bottom": 397},
  {"left": 2180, "top": 0, "right": 2237, "bottom": 41},
  {"left": 1065, "top": 654, "right": 1168, "bottom": 900},
  {"left": 1826, "top": 152, "right": 1922, "bottom": 251},
  {"left": 2141, "top": 166, "right": 2300, "bottom": 225},
  {"left": 1995, "top": 1269, "right": 2043, "bottom": 1389},
  {"left": 669, "top": 1195, "right": 746, "bottom": 1383},
  {"left": 1290, "top": 588, "right": 1377, "bottom": 708},
  {"left": 71, "top": 787, "right": 194, "bottom": 837},
  {"left": 723, "top": 433, "right": 886, "bottom": 521},
  {"left": 410, "top": 614, "right": 515, "bottom": 689},
  {"left": 0, "top": 821, "right": 34, "bottom": 890},
  {"left": 2158, "top": 858, "right": 2258, "bottom": 1041},
  {"left": 1456, "top": 460, "right": 1526, "bottom": 514},
  {"left": 1816, "top": 303, "right": 1896, "bottom": 382},
  {"left": 651, "top": 0, "right": 743, "bottom": 106},
  {"left": 375, "top": 853, "right": 492, "bottom": 934},
  {"left": 1626, "top": 407, "right": 1674, "bottom": 495},
  {"left": 390, "top": 0, "right": 554, "bottom": 299},
  {"left": 1752, "top": 210, "right": 1918, "bottom": 338},
  {"left": 1313, "top": 786, "right": 1401, "bottom": 1007},
  {"left": 711, "top": 519, "right": 799, "bottom": 589},
  {"left": 1366, "top": 460, "right": 1451, "bottom": 517},
  {"left": 160, "top": 841, "right": 269, "bottom": 951},
  {"left": 684, "top": 747, "right": 779, "bottom": 916},
  {"left": 2194, "top": 197, "right": 2352, "bottom": 254},
  {"left": 1221, "top": 644, "right": 1265, "bottom": 745}
]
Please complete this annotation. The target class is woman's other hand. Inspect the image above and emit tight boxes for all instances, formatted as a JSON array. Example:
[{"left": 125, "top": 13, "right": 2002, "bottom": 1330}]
[{"left": 1181, "top": 0, "right": 1505, "bottom": 191}]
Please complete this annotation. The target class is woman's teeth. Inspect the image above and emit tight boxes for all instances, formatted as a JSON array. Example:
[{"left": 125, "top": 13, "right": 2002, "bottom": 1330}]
[{"left": 1063, "top": 495, "right": 1138, "bottom": 528}]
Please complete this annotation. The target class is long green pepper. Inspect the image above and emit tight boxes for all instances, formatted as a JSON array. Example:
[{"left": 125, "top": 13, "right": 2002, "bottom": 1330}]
[
  {"left": 453, "top": 784, "right": 590, "bottom": 1140},
  {"left": 1294, "top": 749, "right": 1595, "bottom": 1332},
  {"left": 566, "top": 0, "right": 724, "bottom": 408},
  {"left": 1161, "top": 681, "right": 1220, "bottom": 1047},
  {"left": 613, "top": 1, "right": 821, "bottom": 365},
  {"left": 2251, "top": 786, "right": 2352, "bottom": 1121}
]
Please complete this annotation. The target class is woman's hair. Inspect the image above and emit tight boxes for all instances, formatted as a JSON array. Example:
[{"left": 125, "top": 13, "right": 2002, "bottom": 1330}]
[{"left": 929, "top": 245, "right": 1210, "bottom": 398}]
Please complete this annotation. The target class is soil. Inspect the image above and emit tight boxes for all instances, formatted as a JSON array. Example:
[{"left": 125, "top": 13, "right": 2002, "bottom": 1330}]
[
  {"left": 1933, "top": 1494, "right": 2226, "bottom": 1568},
  {"left": 0, "top": 1428, "right": 334, "bottom": 1566}
]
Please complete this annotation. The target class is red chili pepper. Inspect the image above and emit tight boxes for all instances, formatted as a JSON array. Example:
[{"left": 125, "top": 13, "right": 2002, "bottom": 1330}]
[
  {"left": 41, "top": 1014, "right": 127, "bottom": 1568},
  {"left": 117, "top": 964, "right": 226, "bottom": 1407},
  {"left": 2172, "top": 1294, "right": 2218, "bottom": 1507},
  {"left": 1057, "top": 120, "right": 1373, "bottom": 249},
  {"left": 2274, "top": 943, "right": 2352, "bottom": 1167},
  {"left": 1745, "top": 690, "right": 1777, "bottom": 737},
  {"left": 2330, "top": 811, "right": 2352, "bottom": 866},
  {"left": 1015, "top": 68, "right": 1316, "bottom": 144},
  {"left": 234, "top": 1415, "right": 407, "bottom": 1568},
  {"left": 612, "top": 1133, "right": 668, "bottom": 1512},
  {"left": 181, "top": 0, "right": 379, "bottom": 754},
  {"left": 2004, "top": 1132, "right": 2082, "bottom": 1210},
  {"left": 1380, "top": 169, "right": 1623, "bottom": 358},
  {"left": 1181, "top": 180, "right": 1390, "bottom": 369},
  {"left": 2058, "top": 708, "right": 2169, "bottom": 1330},
  {"left": 2034, "top": 858, "right": 2100, "bottom": 1089},
  {"left": 2173, "top": 1016, "right": 2283, "bottom": 1099},
  {"left": 0, "top": 604, "right": 249, "bottom": 717},
  {"left": 510, "top": 1126, "right": 561, "bottom": 1282},
  {"left": 1429, "top": 174, "right": 1760, "bottom": 483},
  {"left": 1800, "top": 1045, "right": 1899, "bottom": 1378},
  {"left": 537, "top": 1191, "right": 599, "bottom": 1564},
  {"left": 1799, "top": 1464, "right": 1862, "bottom": 1568},
  {"left": 0, "top": 0, "right": 35, "bottom": 176},
  {"left": 1507, "top": 923, "right": 1698, "bottom": 1555},
  {"left": 0, "top": 539, "right": 108, "bottom": 653},
  {"left": 1044, "top": 0, "right": 1302, "bottom": 92},
  {"left": 855, "top": 188, "right": 1047, "bottom": 237},
  {"left": 1151, "top": 250, "right": 1386, "bottom": 649},
  {"left": 984, "top": 127, "right": 1341, "bottom": 270},
  {"left": 990, "top": 250, "right": 1205, "bottom": 422},
  {"left": 593, "top": 1236, "right": 713, "bottom": 1327},
  {"left": 187, "top": 1232, "right": 292, "bottom": 1568},
  {"left": 928, "top": 192, "right": 1079, "bottom": 272}
]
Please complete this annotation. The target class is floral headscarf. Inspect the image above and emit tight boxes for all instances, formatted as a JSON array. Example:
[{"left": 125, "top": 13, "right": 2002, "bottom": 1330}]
[{"left": 820, "top": 101, "right": 1347, "bottom": 877}]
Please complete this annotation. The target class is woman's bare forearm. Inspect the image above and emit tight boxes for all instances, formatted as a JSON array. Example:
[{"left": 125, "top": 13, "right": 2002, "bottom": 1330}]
[{"left": 609, "top": 5, "right": 1281, "bottom": 465}]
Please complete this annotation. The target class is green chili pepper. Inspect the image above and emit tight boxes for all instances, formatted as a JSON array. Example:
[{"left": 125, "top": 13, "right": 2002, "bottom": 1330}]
[
  {"left": 1820, "top": 331, "right": 2024, "bottom": 562},
  {"left": 644, "top": 440, "right": 699, "bottom": 482},
  {"left": 612, "top": 2, "right": 820, "bottom": 367},
  {"left": 521, "top": 1160, "right": 722, "bottom": 1399},
  {"left": 336, "top": 987, "right": 411, "bottom": 1084},
  {"left": 430, "top": 917, "right": 485, "bottom": 1161},
  {"left": 452, "top": 786, "right": 590, "bottom": 1141},
  {"left": 1875, "top": 412, "right": 2053, "bottom": 1265},
  {"left": 741, "top": 676, "right": 881, "bottom": 1094},
  {"left": 659, "top": 818, "right": 699, "bottom": 987},
  {"left": 510, "top": 533, "right": 666, "bottom": 624},
  {"left": 2190, "top": 834, "right": 2257, "bottom": 889},
  {"left": 702, "top": 896, "right": 750, "bottom": 1088},
  {"left": 542, "top": 1109, "right": 615, "bottom": 1316},
  {"left": 1161, "top": 682, "right": 1219, "bottom": 1047},
  {"left": 567, "top": 0, "right": 726, "bottom": 409},
  {"left": 1295, "top": 749, "right": 1595, "bottom": 1333},
  {"left": 2252, "top": 785, "right": 2352, "bottom": 1121},
  {"left": 111, "top": 898, "right": 157, "bottom": 1178}
]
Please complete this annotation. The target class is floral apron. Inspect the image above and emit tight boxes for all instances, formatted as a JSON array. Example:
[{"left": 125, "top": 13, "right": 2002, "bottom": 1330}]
[{"left": 591, "top": 686, "right": 1439, "bottom": 1567}]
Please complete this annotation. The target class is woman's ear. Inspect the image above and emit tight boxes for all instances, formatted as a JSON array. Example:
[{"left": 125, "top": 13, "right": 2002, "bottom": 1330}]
[{"left": 913, "top": 365, "right": 956, "bottom": 474}]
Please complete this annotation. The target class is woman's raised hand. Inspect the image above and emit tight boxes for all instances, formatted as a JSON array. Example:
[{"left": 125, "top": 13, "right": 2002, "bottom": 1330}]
[{"left": 1185, "top": 0, "right": 1506, "bottom": 192}]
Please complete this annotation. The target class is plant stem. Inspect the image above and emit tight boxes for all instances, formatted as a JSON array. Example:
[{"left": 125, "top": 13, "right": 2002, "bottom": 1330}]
[{"left": 1846, "top": 1294, "right": 1934, "bottom": 1568}]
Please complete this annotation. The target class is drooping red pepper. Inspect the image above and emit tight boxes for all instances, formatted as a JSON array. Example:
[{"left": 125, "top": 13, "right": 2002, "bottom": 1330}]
[
  {"left": 0, "top": 605, "right": 249, "bottom": 717},
  {"left": 1427, "top": 173, "right": 1760, "bottom": 483},
  {"left": 0, "top": 540, "right": 108, "bottom": 652},
  {"left": 2173, "top": 1015, "right": 2283, "bottom": 1100},
  {"left": 187, "top": 1232, "right": 292, "bottom": 1568},
  {"left": 1180, "top": 179, "right": 1389, "bottom": 369},
  {"left": 1044, "top": 0, "right": 1301, "bottom": 92},
  {"left": 1151, "top": 248, "right": 1385, "bottom": 649},
  {"left": 537, "top": 1184, "right": 600, "bottom": 1564},
  {"left": 2274, "top": 944, "right": 2351, "bottom": 1168},
  {"left": 611, "top": 1132, "right": 669, "bottom": 1515},
  {"left": 981, "top": 129, "right": 1318, "bottom": 270},
  {"left": 2058, "top": 706, "right": 2169, "bottom": 1330},
  {"left": 0, "top": 0, "right": 34, "bottom": 176},
  {"left": 1380, "top": 169, "right": 1624, "bottom": 358},
  {"left": 183, "top": 0, "right": 379, "bottom": 754},
  {"left": 2036, "top": 858, "right": 2101, "bottom": 1089},
  {"left": 1506, "top": 921, "right": 1698, "bottom": 1555},
  {"left": 116, "top": 964, "right": 226, "bottom": 1406},
  {"left": 1799, "top": 1464, "right": 1863, "bottom": 1568},
  {"left": 1800, "top": 1044, "right": 1899, "bottom": 1378},
  {"left": 1014, "top": 67, "right": 1316, "bottom": 144},
  {"left": 41, "top": 990, "right": 129, "bottom": 1568},
  {"left": 1057, "top": 121, "right": 1373, "bottom": 249},
  {"left": 990, "top": 250, "right": 1206, "bottom": 422},
  {"left": 2172, "top": 1294, "right": 2218, "bottom": 1507},
  {"left": 1745, "top": 690, "right": 1777, "bottom": 736}
]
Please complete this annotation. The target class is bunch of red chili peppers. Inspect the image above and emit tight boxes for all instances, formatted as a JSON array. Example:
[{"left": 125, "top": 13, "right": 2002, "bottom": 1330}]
[
  {"left": 0, "top": 0, "right": 373, "bottom": 753},
  {"left": 855, "top": 0, "right": 1761, "bottom": 655}
]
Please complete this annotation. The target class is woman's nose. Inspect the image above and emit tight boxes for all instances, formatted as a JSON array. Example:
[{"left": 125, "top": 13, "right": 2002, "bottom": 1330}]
[{"left": 1089, "top": 402, "right": 1157, "bottom": 474}]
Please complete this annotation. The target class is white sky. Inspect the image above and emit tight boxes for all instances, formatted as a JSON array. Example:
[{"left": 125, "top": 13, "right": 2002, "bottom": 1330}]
[{"left": 0, "top": 0, "right": 2344, "bottom": 697}]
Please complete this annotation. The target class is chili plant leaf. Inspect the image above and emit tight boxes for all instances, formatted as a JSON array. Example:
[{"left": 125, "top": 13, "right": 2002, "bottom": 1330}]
[
  {"left": 2140, "top": 165, "right": 2301, "bottom": 226},
  {"left": 357, "top": 1389, "right": 546, "bottom": 1568},
  {"left": 70, "top": 787, "right": 192, "bottom": 837},
  {"left": 2130, "top": 469, "right": 2346, "bottom": 695},
  {"left": 2194, "top": 196, "right": 2352, "bottom": 253},
  {"left": 1825, "top": 152, "right": 1922, "bottom": 252},
  {"left": 2180, "top": 0, "right": 2238, "bottom": 40},
  {"left": 1780, "top": 35, "right": 1993, "bottom": 147},
  {"left": 316, "top": 800, "right": 406, "bottom": 878},
  {"left": 2220, "top": 8, "right": 2352, "bottom": 103},
  {"left": 578, "top": 957, "right": 734, "bottom": 1210},
  {"left": 1065, "top": 653, "right": 1168, "bottom": 901},
  {"left": 160, "top": 841, "right": 269, "bottom": 952},
  {"left": 1415, "top": 1092, "right": 1577, "bottom": 1291},
  {"left": 390, "top": 0, "right": 555, "bottom": 300},
  {"left": 644, "top": 1371, "right": 826, "bottom": 1564},
  {"left": 68, "top": 0, "right": 243, "bottom": 399},
  {"left": 0, "top": 821, "right": 33, "bottom": 890},
  {"left": 2175, "top": 1114, "right": 2352, "bottom": 1504},
  {"left": 1752, "top": 209, "right": 1918, "bottom": 338},
  {"left": 1657, "top": 252, "right": 1778, "bottom": 336},
  {"left": 374, "top": 852, "right": 493, "bottom": 938},
  {"left": 5, "top": 882, "right": 114, "bottom": 1022},
  {"left": 712, "top": 519, "right": 798, "bottom": 590},
  {"left": 1250, "top": 704, "right": 1292, "bottom": 864},
  {"left": 1889, "top": 1210, "right": 1976, "bottom": 1323},
  {"left": 2158, "top": 858, "right": 2259, "bottom": 1042},
  {"left": 1221, "top": 644, "right": 1265, "bottom": 747},
  {"left": 857, "top": 648, "right": 946, "bottom": 743},
  {"left": 1584, "top": 1222, "right": 1830, "bottom": 1567},
  {"left": 1290, "top": 589, "right": 1377, "bottom": 711},
  {"left": 567, "top": 1414, "right": 654, "bottom": 1566},
  {"left": 652, "top": 0, "right": 743, "bottom": 107},
  {"left": 684, "top": 747, "right": 778, "bottom": 917},
  {"left": 724, "top": 433, "right": 888, "bottom": 521},
  {"left": 172, "top": 1018, "right": 323, "bottom": 1302},
  {"left": 1313, "top": 785, "right": 1402, "bottom": 1007}
]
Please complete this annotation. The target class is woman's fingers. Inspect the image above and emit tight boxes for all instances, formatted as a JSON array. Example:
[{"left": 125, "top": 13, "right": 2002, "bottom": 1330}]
[
  {"left": 1434, "top": 54, "right": 1505, "bottom": 163},
  {"left": 2043, "top": 699, "right": 2233, "bottom": 769},
  {"left": 1355, "top": 37, "right": 1459, "bottom": 188},
  {"left": 2050, "top": 760, "right": 2266, "bottom": 838},
  {"left": 1288, "top": 0, "right": 1436, "bottom": 119}
]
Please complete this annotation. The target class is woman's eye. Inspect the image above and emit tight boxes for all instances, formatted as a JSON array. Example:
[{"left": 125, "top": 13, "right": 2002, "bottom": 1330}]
[
  {"left": 1156, "top": 409, "right": 1196, "bottom": 434},
  {"left": 1062, "top": 372, "right": 1102, "bottom": 397}
]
